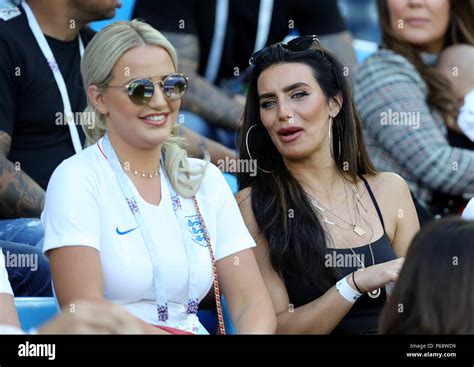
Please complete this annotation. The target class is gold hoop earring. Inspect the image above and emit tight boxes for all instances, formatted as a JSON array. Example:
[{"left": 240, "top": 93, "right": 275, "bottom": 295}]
[
  {"left": 336, "top": 121, "right": 341, "bottom": 160},
  {"left": 329, "top": 117, "right": 342, "bottom": 160},
  {"left": 336, "top": 120, "right": 342, "bottom": 158},
  {"left": 245, "top": 124, "right": 275, "bottom": 174},
  {"left": 328, "top": 116, "right": 333, "bottom": 139}
]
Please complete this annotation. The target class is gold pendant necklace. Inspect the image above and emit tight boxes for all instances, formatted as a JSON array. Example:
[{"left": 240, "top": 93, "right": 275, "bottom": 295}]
[
  {"left": 352, "top": 224, "right": 366, "bottom": 237},
  {"left": 344, "top": 180, "right": 366, "bottom": 237},
  {"left": 119, "top": 159, "right": 160, "bottom": 179},
  {"left": 368, "top": 288, "right": 381, "bottom": 298},
  {"left": 304, "top": 180, "right": 366, "bottom": 237},
  {"left": 309, "top": 178, "right": 381, "bottom": 299},
  {"left": 353, "top": 189, "right": 380, "bottom": 298}
]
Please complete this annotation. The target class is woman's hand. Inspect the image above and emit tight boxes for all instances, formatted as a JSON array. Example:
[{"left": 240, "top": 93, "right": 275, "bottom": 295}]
[
  {"left": 38, "top": 300, "right": 145, "bottom": 334},
  {"left": 349, "top": 258, "right": 405, "bottom": 293}
]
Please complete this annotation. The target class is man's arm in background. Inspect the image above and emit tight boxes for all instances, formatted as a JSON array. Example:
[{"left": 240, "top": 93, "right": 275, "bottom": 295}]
[
  {"left": 164, "top": 32, "right": 244, "bottom": 131},
  {"left": 0, "top": 131, "right": 45, "bottom": 218},
  {"left": 319, "top": 31, "right": 358, "bottom": 73},
  {"left": 180, "top": 126, "right": 237, "bottom": 165}
]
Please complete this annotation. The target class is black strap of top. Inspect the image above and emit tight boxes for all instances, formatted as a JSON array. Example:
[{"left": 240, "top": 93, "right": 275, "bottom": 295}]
[{"left": 358, "top": 175, "right": 385, "bottom": 231}]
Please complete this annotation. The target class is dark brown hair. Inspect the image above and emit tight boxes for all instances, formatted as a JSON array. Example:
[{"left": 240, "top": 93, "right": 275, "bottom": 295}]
[
  {"left": 377, "top": 0, "right": 474, "bottom": 129},
  {"left": 380, "top": 217, "right": 474, "bottom": 334},
  {"left": 238, "top": 42, "right": 376, "bottom": 291}
]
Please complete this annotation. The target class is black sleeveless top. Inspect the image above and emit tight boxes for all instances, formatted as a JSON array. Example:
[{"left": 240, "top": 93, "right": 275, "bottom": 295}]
[{"left": 282, "top": 176, "right": 396, "bottom": 334}]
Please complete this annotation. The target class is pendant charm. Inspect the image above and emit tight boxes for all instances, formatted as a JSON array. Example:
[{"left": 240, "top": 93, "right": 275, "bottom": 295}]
[
  {"left": 314, "top": 203, "right": 325, "bottom": 212},
  {"left": 353, "top": 225, "right": 366, "bottom": 237},
  {"left": 368, "top": 288, "right": 381, "bottom": 299},
  {"left": 323, "top": 217, "right": 335, "bottom": 225}
]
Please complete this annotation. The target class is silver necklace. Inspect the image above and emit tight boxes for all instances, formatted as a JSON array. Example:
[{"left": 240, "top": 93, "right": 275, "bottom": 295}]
[
  {"left": 306, "top": 178, "right": 381, "bottom": 299},
  {"left": 304, "top": 180, "right": 366, "bottom": 237},
  {"left": 351, "top": 185, "right": 381, "bottom": 298},
  {"left": 355, "top": 198, "right": 381, "bottom": 299}
]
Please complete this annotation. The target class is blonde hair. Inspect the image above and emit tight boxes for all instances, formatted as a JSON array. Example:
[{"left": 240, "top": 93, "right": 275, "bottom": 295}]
[{"left": 81, "top": 20, "right": 207, "bottom": 197}]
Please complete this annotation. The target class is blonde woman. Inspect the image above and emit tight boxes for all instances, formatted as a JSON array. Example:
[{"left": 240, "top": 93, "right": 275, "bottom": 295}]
[{"left": 41, "top": 20, "right": 276, "bottom": 334}]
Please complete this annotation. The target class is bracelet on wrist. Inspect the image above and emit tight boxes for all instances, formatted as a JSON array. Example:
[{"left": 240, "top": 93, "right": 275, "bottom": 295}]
[
  {"left": 336, "top": 275, "right": 362, "bottom": 303},
  {"left": 352, "top": 271, "right": 365, "bottom": 294}
]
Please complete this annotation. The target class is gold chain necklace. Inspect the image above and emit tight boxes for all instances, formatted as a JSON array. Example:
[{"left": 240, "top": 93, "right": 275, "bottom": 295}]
[
  {"left": 351, "top": 184, "right": 382, "bottom": 298},
  {"left": 304, "top": 193, "right": 351, "bottom": 230},
  {"left": 304, "top": 179, "right": 366, "bottom": 237},
  {"left": 119, "top": 159, "right": 160, "bottom": 179},
  {"left": 307, "top": 178, "right": 381, "bottom": 299}
]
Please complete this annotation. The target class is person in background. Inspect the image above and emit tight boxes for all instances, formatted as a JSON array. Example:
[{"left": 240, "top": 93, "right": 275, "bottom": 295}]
[
  {"left": 437, "top": 44, "right": 474, "bottom": 144},
  {"left": 380, "top": 217, "right": 474, "bottom": 334},
  {"left": 354, "top": 0, "right": 474, "bottom": 224},
  {"left": 0, "top": 0, "right": 233, "bottom": 296},
  {"left": 1, "top": 248, "right": 145, "bottom": 334},
  {"left": 338, "top": 0, "right": 380, "bottom": 43},
  {"left": 133, "top": 0, "right": 358, "bottom": 148},
  {"left": 0, "top": 0, "right": 115, "bottom": 296},
  {"left": 43, "top": 20, "right": 276, "bottom": 334},
  {"left": 1, "top": 240, "right": 51, "bottom": 296},
  {"left": 237, "top": 35, "right": 418, "bottom": 334}
]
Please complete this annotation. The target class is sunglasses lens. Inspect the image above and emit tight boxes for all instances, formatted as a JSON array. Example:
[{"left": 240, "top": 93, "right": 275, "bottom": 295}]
[
  {"left": 287, "top": 35, "right": 317, "bottom": 52},
  {"left": 249, "top": 49, "right": 264, "bottom": 67},
  {"left": 163, "top": 74, "right": 188, "bottom": 100},
  {"left": 128, "top": 79, "right": 154, "bottom": 105},
  {"left": 249, "top": 36, "right": 318, "bottom": 68}
]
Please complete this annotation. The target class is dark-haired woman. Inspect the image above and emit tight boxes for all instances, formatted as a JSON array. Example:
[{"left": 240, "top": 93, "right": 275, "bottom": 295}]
[
  {"left": 354, "top": 0, "right": 474, "bottom": 222},
  {"left": 380, "top": 217, "right": 474, "bottom": 334},
  {"left": 237, "top": 36, "right": 420, "bottom": 334}
]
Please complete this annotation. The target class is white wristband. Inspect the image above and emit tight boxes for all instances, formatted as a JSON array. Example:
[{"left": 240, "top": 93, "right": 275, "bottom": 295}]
[{"left": 336, "top": 276, "right": 362, "bottom": 303}]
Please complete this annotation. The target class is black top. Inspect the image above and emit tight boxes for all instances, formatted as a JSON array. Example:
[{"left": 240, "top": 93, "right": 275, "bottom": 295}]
[
  {"left": 282, "top": 176, "right": 396, "bottom": 335},
  {"left": 133, "top": 0, "right": 347, "bottom": 83},
  {"left": 0, "top": 5, "right": 94, "bottom": 189}
]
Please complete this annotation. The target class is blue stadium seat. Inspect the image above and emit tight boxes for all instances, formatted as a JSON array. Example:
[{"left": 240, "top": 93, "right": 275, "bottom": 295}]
[
  {"left": 197, "top": 295, "right": 236, "bottom": 334},
  {"left": 222, "top": 295, "right": 236, "bottom": 334},
  {"left": 89, "top": 0, "right": 136, "bottom": 32},
  {"left": 223, "top": 172, "right": 238, "bottom": 194},
  {"left": 14, "top": 168, "right": 239, "bottom": 333},
  {"left": 353, "top": 39, "right": 378, "bottom": 63},
  {"left": 15, "top": 296, "right": 236, "bottom": 334},
  {"left": 14, "top": 297, "right": 58, "bottom": 331}
]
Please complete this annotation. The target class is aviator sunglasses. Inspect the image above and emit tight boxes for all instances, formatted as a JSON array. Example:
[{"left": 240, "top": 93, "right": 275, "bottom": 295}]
[{"left": 106, "top": 73, "right": 189, "bottom": 105}]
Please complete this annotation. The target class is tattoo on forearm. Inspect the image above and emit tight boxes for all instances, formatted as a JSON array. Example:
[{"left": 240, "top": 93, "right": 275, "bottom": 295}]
[
  {"left": 0, "top": 131, "right": 45, "bottom": 218},
  {"left": 0, "top": 158, "right": 45, "bottom": 218},
  {"left": 0, "top": 131, "right": 11, "bottom": 157},
  {"left": 164, "top": 32, "right": 243, "bottom": 129},
  {"left": 183, "top": 81, "right": 243, "bottom": 130},
  {"left": 163, "top": 32, "right": 200, "bottom": 72}
]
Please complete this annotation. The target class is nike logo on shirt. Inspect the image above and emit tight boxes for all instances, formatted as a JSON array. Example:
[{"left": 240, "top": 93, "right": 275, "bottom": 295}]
[{"left": 116, "top": 227, "right": 138, "bottom": 235}]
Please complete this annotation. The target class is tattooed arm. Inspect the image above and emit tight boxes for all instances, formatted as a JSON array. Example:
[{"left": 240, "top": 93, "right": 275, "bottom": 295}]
[
  {"left": 164, "top": 32, "right": 244, "bottom": 130},
  {"left": 0, "top": 131, "right": 45, "bottom": 218},
  {"left": 180, "top": 126, "right": 237, "bottom": 165}
]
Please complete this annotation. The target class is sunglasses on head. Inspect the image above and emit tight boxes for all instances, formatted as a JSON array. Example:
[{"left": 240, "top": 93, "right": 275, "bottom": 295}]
[
  {"left": 249, "top": 35, "right": 321, "bottom": 67},
  {"left": 106, "top": 73, "right": 189, "bottom": 105}
]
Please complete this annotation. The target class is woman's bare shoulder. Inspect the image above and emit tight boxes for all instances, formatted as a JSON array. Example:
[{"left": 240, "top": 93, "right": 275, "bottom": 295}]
[{"left": 363, "top": 172, "right": 410, "bottom": 196}]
